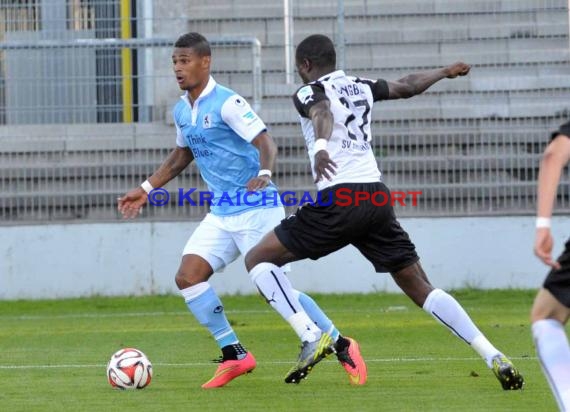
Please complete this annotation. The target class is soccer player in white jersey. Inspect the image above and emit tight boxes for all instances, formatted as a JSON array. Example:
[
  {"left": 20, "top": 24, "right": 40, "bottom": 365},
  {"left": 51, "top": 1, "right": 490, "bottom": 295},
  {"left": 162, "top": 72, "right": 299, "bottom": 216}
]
[
  {"left": 117, "top": 32, "right": 366, "bottom": 388},
  {"left": 245, "top": 34, "right": 524, "bottom": 389},
  {"left": 531, "top": 121, "right": 570, "bottom": 411}
]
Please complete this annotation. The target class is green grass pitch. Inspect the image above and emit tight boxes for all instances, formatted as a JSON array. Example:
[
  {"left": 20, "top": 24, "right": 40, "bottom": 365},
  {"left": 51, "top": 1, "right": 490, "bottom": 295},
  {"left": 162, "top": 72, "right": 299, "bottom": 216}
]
[{"left": 0, "top": 290, "right": 558, "bottom": 411}]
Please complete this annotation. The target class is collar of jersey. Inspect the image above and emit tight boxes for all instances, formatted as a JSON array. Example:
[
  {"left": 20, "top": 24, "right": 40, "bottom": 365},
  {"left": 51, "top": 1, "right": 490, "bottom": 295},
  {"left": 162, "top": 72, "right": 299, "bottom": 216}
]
[
  {"left": 317, "top": 70, "right": 346, "bottom": 82},
  {"left": 180, "top": 76, "right": 217, "bottom": 107}
]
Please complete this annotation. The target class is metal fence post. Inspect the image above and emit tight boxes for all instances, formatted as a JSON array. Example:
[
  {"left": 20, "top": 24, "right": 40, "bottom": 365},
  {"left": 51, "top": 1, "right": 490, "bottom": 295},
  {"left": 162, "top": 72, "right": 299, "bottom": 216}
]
[
  {"left": 284, "top": 0, "right": 295, "bottom": 84},
  {"left": 336, "top": 0, "right": 345, "bottom": 70}
]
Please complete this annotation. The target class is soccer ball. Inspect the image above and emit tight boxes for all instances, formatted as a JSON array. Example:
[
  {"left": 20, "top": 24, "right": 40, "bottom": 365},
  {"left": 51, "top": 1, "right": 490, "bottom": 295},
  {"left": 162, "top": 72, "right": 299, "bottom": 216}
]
[{"left": 106, "top": 348, "right": 153, "bottom": 390}]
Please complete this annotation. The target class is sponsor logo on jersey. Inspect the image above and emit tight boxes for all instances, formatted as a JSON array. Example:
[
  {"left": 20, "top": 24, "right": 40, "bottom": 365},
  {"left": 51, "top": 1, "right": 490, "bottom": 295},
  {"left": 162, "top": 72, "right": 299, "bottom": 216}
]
[
  {"left": 203, "top": 114, "right": 212, "bottom": 129},
  {"left": 242, "top": 111, "right": 257, "bottom": 125},
  {"left": 296, "top": 86, "right": 314, "bottom": 105}
]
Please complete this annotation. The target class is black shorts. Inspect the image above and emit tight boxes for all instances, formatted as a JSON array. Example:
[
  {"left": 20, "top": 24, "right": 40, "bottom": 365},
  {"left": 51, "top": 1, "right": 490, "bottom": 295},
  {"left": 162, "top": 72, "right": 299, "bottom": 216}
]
[
  {"left": 551, "top": 121, "right": 570, "bottom": 140},
  {"left": 543, "top": 238, "right": 570, "bottom": 307},
  {"left": 274, "top": 182, "right": 419, "bottom": 273}
]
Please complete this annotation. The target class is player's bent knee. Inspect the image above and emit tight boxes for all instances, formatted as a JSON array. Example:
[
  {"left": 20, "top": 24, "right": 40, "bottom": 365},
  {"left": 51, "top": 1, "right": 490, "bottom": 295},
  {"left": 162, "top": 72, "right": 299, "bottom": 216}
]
[
  {"left": 174, "top": 270, "right": 208, "bottom": 290},
  {"left": 174, "top": 271, "right": 189, "bottom": 289},
  {"left": 244, "top": 248, "right": 261, "bottom": 272}
]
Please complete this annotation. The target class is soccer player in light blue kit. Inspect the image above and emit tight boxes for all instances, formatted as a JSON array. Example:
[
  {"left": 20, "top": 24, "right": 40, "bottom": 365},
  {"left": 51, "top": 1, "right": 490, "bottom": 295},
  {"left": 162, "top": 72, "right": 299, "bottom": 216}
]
[{"left": 117, "top": 32, "right": 366, "bottom": 388}]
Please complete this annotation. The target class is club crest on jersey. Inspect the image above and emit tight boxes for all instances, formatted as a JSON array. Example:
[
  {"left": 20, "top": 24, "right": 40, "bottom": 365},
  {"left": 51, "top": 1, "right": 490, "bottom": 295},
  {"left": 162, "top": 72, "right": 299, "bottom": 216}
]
[
  {"left": 234, "top": 97, "right": 246, "bottom": 107},
  {"left": 241, "top": 110, "right": 257, "bottom": 125},
  {"left": 296, "top": 86, "right": 314, "bottom": 105},
  {"left": 203, "top": 114, "right": 212, "bottom": 128}
]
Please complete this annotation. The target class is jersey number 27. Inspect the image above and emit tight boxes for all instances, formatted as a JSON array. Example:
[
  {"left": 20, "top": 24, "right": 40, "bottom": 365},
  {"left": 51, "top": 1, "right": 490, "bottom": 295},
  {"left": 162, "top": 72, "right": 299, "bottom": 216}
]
[{"left": 339, "top": 96, "right": 371, "bottom": 142}]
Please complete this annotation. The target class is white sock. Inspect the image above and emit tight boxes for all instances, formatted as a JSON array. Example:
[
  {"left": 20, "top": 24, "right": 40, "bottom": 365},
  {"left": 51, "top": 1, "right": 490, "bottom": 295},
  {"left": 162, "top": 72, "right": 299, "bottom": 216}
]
[
  {"left": 471, "top": 335, "right": 502, "bottom": 368},
  {"left": 249, "top": 262, "right": 321, "bottom": 342},
  {"left": 179, "top": 282, "right": 210, "bottom": 301},
  {"left": 533, "top": 319, "right": 570, "bottom": 411},
  {"left": 288, "top": 312, "right": 322, "bottom": 343},
  {"left": 423, "top": 288, "right": 500, "bottom": 366}
]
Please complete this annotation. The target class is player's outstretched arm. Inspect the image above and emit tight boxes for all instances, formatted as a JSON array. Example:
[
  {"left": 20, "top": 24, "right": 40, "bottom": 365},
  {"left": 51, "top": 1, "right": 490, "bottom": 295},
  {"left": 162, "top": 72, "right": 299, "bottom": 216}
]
[
  {"left": 385, "top": 61, "right": 470, "bottom": 99},
  {"left": 534, "top": 134, "right": 570, "bottom": 268},
  {"left": 117, "top": 146, "right": 194, "bottom": 219},
  {"left": 248, "top": 132, "right": 277, "bottom": 191}
]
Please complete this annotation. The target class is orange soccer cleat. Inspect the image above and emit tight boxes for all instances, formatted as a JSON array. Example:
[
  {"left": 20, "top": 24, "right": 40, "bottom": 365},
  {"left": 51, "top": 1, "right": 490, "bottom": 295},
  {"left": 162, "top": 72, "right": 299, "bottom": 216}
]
[
  {"left": 336, "top": 337, "right": 367, "bottom": 385},
  {"left": 201, "top": 352, "right": 256, "bottom": 389}
]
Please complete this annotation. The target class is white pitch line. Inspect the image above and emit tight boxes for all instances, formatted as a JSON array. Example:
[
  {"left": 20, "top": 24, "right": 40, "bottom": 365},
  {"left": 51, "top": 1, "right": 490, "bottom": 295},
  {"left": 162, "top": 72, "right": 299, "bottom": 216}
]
[
  {"left": 0, "top": 312, "right": 189, "bottom": 320},
  {"left": 0, "top": 307, "right": 411, "bottom": 321},
  {"left": 0, "top": 356, "right": 537, "bottom": 370}
]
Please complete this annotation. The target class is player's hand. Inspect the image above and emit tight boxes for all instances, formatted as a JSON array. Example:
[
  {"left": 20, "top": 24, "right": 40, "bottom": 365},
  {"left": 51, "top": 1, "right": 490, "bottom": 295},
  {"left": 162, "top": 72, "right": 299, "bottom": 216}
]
[
  {"left": 246, "top": 175, "right": 271, "bottom": 192},
  {"left": 313, "top": 150, "right": 337, "bottom": 183},
  {"left": 445, "top": 62, "right": 470, "bottom": 78},
  {"left": 534, "top": 228, "right": 560, "bottom": 269},
  {"left": 117, "top": 187, "right": 148, "bottom": 219}
]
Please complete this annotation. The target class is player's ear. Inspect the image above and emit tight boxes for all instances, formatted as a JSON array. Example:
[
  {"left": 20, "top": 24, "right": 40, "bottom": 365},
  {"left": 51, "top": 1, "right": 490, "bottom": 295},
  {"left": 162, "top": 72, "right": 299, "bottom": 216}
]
[{"left": 201, "top": 55, "right": 211, "bottom": 69}]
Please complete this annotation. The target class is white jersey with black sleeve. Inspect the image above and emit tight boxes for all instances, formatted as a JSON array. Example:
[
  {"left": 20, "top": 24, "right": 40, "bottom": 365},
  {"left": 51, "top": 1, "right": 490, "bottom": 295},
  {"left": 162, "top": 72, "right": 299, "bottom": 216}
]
[{"left": 292, "top": 70, "right": 390, "bottom": 191}]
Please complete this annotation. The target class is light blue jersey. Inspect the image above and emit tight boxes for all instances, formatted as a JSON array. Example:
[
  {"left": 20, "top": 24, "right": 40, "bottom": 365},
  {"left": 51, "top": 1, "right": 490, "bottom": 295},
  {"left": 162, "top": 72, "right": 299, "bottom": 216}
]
[{"left": 173, "top": 77, "right": 281, "bottom": 216}]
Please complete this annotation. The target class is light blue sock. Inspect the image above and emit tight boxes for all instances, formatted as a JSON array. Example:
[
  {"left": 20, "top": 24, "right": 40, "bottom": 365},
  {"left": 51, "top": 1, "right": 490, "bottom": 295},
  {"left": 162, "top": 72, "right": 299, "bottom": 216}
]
[
  {"left": 296, "top": 290, "right": 340, "bottom": 341},
  {"left": 181, "top": 283, "right": 238, "bottom": 349}
]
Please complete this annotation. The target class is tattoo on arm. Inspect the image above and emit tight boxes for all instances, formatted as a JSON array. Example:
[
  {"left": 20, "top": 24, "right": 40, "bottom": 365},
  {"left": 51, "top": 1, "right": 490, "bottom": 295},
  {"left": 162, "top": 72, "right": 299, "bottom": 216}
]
[
  {"left": 388, "top": 68, "right": 448, "bottom": 99},
  {"left": 309, "top": 100, "right": 334, "bottom": 140},
  {"left": 150, "top": 147, "right": 194, "bottom": 187}
]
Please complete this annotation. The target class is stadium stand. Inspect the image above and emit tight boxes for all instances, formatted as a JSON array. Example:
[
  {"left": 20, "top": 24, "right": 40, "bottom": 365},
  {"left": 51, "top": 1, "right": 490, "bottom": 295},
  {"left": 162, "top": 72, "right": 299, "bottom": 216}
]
[{"left": 0, "top": 0, "right": 569, "bottom": 222}]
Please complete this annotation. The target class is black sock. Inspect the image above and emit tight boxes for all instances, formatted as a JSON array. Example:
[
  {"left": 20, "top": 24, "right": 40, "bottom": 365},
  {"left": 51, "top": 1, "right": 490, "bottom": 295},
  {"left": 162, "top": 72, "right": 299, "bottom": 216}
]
[
  {"left": 335, "top": 335, "right": 350, "bottom": 352},
  {"left": 221, "top": 343, "right": 247, "bottom": 361}
]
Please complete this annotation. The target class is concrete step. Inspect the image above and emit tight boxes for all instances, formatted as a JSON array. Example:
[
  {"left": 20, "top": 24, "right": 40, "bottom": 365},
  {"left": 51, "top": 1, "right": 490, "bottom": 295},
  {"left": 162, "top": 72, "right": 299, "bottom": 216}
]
[
  {"left": 275, "top": 153, "right": 540, "bottom": 171},
  {"left": 276, "top": 133, "right": 547, "bottom": 151},
  {"left": 0, "top": 174, "right": 207, "bottom": 195},
  {"left": 227, "top": 71, "right": 570, "bottom": 99},
  {"left": 0, "top": 152, "right": 540, "bottom": 182},
  {"left": 260, "top": 95, "right": 570, "bottom": 123},
  {"left": 214, "top": 60, "right": 570, "bottom": 89},
  {"left": 0, "top": 123, "right": 176, "bottom": 153},
  {"left": 183, "top": 0, "right": 567, "bottom": 19},
  {"left": 0, "top": 119, "right": 558, "bottom": 155},
  {"left": 208, "top": 38, "right": 570, "bottom": 71},
  {"left": 0, "top": 128, "right": 550, "bottom": 160},
  {"left": 0, "top": 204, "right": 208, "bottom": 222},
  {"left": 1, "top": 198, "right": 544, "bottom": 219},
  {"left": 188, "top": 10, "right": 566, "bottom": 46},
  {"left": 0, "top": 181, "right": 541, "bottom": 206}
]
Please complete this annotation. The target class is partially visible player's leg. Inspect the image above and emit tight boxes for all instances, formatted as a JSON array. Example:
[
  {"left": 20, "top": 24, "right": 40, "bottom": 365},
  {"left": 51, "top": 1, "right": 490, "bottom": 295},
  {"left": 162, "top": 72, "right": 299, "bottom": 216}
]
[
  {"left": 245, "top": 202, "right": 369, "bottom": 384},
  {"left": 293, "top": 290, "right": 339, "bottom": 340},
  {"left": 245, "top": 229, "right": 337, "bottom": 383},
  {"left": 289, "top": 289, "right": 366, "bottom": 384},
  {"left": 391, "top": 261, "right": 524, "bottom": 389},
  {"left": 177, "top": 216, "right": 255, "bottom": 388},
  {"left": 392, "top": 262, "right": 486, "bottom": 345},
  {"left": 236, "top": 208, "right": 324, "bottom": 344},
  {"left": 355, "top": 195, "right": 523, "bottom": 389},
  {"left": 531, "top": 281, "right": 570, "bottom": 409},
  {"left": 235, "top": 207, "right": 342, "bottom": 343}
]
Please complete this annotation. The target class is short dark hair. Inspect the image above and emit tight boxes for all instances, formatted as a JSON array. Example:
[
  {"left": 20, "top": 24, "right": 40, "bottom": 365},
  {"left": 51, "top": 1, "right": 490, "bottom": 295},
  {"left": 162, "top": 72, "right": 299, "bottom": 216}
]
[
  {"left": 174, "top": 32, "right": 211, "bottom": 56},
  {"left": 295, "top": 34, "right": 336, "bottom": 69}
]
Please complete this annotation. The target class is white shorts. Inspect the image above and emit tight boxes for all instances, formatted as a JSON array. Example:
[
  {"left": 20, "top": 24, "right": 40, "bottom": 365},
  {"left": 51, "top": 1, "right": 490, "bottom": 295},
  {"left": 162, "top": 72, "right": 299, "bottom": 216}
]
[{"left": 182, "top": 206, "right": 290, "bottom": 272}]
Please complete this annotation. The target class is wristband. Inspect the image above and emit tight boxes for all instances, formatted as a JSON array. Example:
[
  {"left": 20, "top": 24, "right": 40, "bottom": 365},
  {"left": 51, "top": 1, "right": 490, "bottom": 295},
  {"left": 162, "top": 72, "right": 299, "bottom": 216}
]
[
  {"left": 141, "top": 180, "right": 154, "bottom": 194},
  {"left": 536, "top": 217, "right": 551, "bottom": 228},
  {"left": 258, "top": 169, "right": 272, "bottom": 178},
  {"left": 313, "top": 138, "right": 328, "bottom": 153}
]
